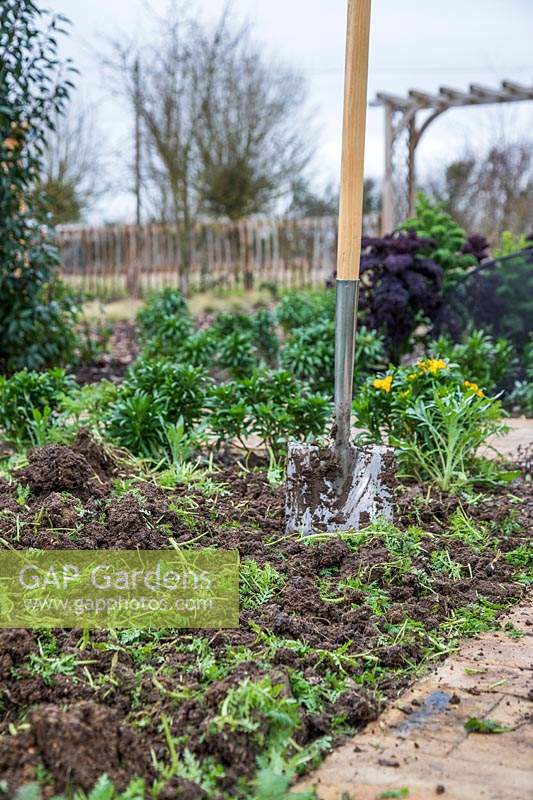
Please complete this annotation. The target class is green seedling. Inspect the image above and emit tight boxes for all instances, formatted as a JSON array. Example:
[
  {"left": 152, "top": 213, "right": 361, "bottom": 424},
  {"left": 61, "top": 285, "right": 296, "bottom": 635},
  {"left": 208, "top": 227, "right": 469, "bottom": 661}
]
[
  {"left": 252, "top": 765, "right": 316, "bottom": 800},
  {"left": 464, "top": 717, "right": 512, "bottom": 734},
  {"left": 211, "top": 676, "right": 300, "bottom": 754},
  {"left": 152, "top": 719, "right": 224, "bottom": 797},
  {"left": 430, "top": 549, "right": 463, "bottom": 579},
  {"left": 168, "top": 495, "right": 199, "bottom": 530},
  {"left": 447, "top": 508, "right": 490, "bottom": 552},
  {"left": 505, "top": 544, "right": 532, "bottom": 569},
  {"left": 240, "top": 560, "right": 287, "bottom": 610},
  {"left": 15, "top": 483, "right": 30, "bottom": 506}
]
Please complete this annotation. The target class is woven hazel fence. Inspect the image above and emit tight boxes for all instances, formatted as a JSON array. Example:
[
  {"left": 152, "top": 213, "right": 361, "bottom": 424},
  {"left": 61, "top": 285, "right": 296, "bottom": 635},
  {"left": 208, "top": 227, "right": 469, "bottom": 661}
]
[{"left": 57, "top": 214, "right": 380, "bottom": 299}]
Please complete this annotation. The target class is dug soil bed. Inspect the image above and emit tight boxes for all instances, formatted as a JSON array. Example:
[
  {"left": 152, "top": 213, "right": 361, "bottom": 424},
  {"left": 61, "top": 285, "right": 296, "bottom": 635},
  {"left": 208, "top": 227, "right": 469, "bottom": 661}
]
[
  {"left": 0, "top": 433, "right": 531, "bottom": 798},
  {"left": 74, "top": 321, "right": 138, "bottom": 385}
]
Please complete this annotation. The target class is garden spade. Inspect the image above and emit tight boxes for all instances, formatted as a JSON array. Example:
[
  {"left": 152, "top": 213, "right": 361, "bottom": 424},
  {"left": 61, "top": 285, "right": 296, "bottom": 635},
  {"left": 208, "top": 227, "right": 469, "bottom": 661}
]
[{"left": 285, "top": 0, "right": 394, "bottom": 534}]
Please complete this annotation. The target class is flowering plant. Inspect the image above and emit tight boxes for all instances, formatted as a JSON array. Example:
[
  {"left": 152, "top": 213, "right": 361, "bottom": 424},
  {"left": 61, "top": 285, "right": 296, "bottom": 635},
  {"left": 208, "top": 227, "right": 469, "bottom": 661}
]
[{"left": 353, "top": 358, "right": 511, "bottom": 490}]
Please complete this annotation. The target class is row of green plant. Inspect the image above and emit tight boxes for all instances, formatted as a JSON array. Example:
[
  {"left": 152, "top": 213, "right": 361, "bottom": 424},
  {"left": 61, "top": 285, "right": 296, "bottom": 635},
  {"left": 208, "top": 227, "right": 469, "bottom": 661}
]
[
  {"left": 1, "top": 280, "right": 529, "bottom": 491},
  {"left": 135, "top": 286, "right": 387, "bottom": 393},
  {"left": 136, "top": 282, "right": 528, "bottom": 398},
  {"left": 0, "top": 361, "right": 330, "bottom": 467},
  {"left": 0, "top": 357, "right": 518, "bottom": 496}
]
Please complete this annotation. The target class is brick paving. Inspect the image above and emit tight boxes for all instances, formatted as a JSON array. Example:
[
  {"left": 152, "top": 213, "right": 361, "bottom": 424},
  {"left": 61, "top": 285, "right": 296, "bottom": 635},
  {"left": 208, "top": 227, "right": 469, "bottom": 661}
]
[{"left": 294, "top": 604, "right": 532, "bottom": 800}]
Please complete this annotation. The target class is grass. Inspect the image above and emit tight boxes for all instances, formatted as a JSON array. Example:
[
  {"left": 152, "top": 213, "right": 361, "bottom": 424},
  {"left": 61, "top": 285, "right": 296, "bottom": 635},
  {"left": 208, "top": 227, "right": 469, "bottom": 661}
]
[
  {"left": 446, "top": 507, "right": 491, "bottom": 552},
  {"left": 82, "top": 299, "right": 145, "bottom": 322},
  {"left": 188, "top": 287, "right": 275, "bottom": 316},
  {"left": 240, "top": 560, "right": 287, "bottom": 610},
  {"left": 464, "top": 717, "right": 512, "bottom": 734},
  {"left": 81, "top": 287, "right": 275, "bottom": 324}
]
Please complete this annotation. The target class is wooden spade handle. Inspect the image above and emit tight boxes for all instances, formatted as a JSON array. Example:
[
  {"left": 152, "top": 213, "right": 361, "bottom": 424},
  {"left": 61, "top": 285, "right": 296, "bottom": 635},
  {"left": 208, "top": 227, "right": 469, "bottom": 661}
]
[{"left": 336, "top": 0, "right": 372, "bottom": 281}]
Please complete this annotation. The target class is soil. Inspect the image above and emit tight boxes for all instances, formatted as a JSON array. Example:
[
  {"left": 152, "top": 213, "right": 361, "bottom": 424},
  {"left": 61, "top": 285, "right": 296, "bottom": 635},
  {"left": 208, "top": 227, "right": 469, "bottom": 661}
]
[
  {"left": 74, "top": 321, "right": 138, "bottom": 385},
  {"left": 0, "top": 433, "right": 530, "bottom": 798}
]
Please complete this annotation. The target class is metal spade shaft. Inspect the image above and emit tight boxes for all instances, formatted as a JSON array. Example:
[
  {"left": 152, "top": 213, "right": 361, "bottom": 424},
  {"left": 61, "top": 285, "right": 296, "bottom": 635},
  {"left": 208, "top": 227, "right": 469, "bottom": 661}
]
[{"left": 334, "top": 279, "right": 359, "bottom": 477}]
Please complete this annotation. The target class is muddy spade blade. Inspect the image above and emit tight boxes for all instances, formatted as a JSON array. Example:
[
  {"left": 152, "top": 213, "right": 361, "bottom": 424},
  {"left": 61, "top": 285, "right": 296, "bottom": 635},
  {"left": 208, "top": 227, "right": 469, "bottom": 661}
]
[{"left": 285, "top": 440, "right": 395, "bottom": 534}]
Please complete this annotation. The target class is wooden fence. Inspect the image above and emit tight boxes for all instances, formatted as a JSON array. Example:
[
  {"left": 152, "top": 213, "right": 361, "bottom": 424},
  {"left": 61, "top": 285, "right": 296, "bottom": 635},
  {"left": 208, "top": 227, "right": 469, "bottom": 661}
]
[{"left": 57, "top": 214, "right": 380, "bottom": 299}]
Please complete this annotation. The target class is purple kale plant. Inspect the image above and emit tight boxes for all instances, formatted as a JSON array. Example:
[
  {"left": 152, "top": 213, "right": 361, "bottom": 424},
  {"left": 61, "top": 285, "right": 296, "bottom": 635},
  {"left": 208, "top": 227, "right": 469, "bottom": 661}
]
[
  {"left": 359, "top": 231, "right": 444, "bottom": 362},
  {"left": 461, "top": 234, "right": 490, "bottom": 263}
]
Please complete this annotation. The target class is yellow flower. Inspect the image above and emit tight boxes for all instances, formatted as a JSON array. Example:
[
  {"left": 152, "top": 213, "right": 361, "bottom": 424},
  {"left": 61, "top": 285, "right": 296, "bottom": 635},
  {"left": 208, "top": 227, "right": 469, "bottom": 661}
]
[
  {"left": 417, "top": 358, "right": 447, "bottom": 375},
  {"left": 373, "top": 375, "right": 393, "bottom": 393},
  {"left": 464, "top": 380, "right": 485, "bottom": 398},
  {"left": 3, "top": 137, "right": 18, "bottom": 151},
  {"left": 407, "top": 372, "right": 418, "bottom": 382}
]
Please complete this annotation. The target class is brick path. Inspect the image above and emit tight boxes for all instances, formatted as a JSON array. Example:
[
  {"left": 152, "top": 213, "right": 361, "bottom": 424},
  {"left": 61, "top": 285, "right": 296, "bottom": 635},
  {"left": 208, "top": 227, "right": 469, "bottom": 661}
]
[
  {"left": 295, "top": 604, "right": 533, "bottom": 800},
  {"left": 483, "top": 417, "right": 533, "bottom": 459}
]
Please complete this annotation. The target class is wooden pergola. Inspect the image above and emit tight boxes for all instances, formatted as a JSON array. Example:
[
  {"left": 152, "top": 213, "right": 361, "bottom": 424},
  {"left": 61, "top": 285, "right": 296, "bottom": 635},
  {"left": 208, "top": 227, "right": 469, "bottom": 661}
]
[{"left": 371, "top": 80, "right": 533, "bottom": 232}]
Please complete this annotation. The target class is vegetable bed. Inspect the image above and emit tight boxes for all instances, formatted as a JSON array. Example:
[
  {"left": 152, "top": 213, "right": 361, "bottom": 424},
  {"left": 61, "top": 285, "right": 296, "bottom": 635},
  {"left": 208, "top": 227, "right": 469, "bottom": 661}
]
[{"left": 0, "top": 432, "right": 530, "bottom": 799}]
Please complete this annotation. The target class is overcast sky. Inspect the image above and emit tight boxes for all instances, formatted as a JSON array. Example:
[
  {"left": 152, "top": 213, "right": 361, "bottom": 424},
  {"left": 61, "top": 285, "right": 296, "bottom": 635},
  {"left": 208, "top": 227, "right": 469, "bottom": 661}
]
[{"left": 46, "top": 0, "right": 533, "bottom": 224}]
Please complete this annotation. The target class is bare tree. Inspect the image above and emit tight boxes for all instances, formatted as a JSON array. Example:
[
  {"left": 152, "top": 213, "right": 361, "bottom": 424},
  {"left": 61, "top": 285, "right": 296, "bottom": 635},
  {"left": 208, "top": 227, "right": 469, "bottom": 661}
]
[
  {"left": 104, "top": 3, "right": 314, "bottom": 288},
  {"left": 426, "top": 131, "right": 532, "bottom": 244},
  {"left": 193, "top": 12, "right": 312, "bottom": 220},
  {"left": 36, "top": 101, "right": 109, "bottom": 225},
  {"left": 287, "top": 177, "right": 381, "bottom": 219}
]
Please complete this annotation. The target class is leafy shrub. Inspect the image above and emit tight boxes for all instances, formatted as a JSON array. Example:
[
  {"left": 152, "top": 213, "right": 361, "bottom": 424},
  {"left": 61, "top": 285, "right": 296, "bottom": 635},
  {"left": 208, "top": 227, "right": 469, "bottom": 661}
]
[
  {"left": 0, "top": 1, "right": 79, "bottom": 373},
  {"left": 0, "top": 368, "right": 75, "bottom": 444},
  {"left": 208, "top": 369, "right": 330, "bottom": 457},
  {"left": 282, "top": 321, "right": 385, "bottom": 395},
  {"left": 399, "top": 193, "right": 488, "bottom": 287},
  {"left": 356, "top": 326, "right": 388, "bottom": 378},
  {"left": 137, "top": 288, "right": 191, "bottom": 341},
  {"left": 359, "top": 231, "right": 443, "bottom": 363},
  {"left": 212, "top": 309, "right": 280, "bottom": 372},
  {"left": 127, "top": 358, "right": 207, "bottom": 426},
  {"left": 353, "top": 358, "right": 508, "bottom": 490},
  {"left": 140, "top": 314, "right": 194, "bottom": 359},
  {"left": 105, "top": 392, "right": 164, "bottom": 458},
  {"left": 249, "top": 309, "right": 280, "bottom": 365},
  {"left": 105, "top": 358, "right": 208, "bottom": 457},
  {"left": 276, "top": 289, "right": 334, "bottom": 332},
  {"left": 215, "top": 329, "right": 257, "bottom": 378},
  {"left": 430, "top": 330, "right": 516, "bottom": 393},
  {"left": 178, "top": 328, "right": 219, "bottom": 369},
  {"left": 138, "top": 291, "right": 279, "bottom": 374},
  {"left": 281, "top": 319, "right": 335, "bottom": 393},
  {"left": 137, "top": 289, "right": 194, "bottom": 359},
  {"left": 493, "top": 230, "right": 532, "bottom": 259},
  {"left": 510, "top": 340, "right": 533, "bottom": 414}
]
